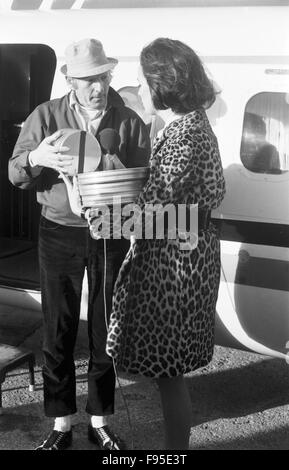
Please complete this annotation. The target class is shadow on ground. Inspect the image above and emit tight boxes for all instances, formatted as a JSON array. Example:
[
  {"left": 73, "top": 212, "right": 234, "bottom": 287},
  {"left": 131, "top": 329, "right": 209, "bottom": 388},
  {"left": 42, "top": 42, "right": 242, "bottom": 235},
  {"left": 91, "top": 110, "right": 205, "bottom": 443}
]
[{"left": 1, "top": 311, "right": 289, "bottom": 450}]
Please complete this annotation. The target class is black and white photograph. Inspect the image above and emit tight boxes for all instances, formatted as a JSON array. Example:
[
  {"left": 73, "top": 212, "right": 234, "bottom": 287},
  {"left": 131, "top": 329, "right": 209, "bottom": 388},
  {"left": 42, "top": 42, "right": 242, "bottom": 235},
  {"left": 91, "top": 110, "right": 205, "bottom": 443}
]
[{"left": 0, "top": 0, "right": 288, "bottom": 454}]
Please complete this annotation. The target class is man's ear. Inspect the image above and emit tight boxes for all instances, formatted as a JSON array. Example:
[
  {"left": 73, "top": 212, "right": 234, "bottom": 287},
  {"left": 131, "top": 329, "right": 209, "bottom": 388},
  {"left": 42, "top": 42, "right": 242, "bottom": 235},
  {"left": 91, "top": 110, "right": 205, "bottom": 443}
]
[{"left": 66, "top": 76, "right": 76, "bottom": 90}]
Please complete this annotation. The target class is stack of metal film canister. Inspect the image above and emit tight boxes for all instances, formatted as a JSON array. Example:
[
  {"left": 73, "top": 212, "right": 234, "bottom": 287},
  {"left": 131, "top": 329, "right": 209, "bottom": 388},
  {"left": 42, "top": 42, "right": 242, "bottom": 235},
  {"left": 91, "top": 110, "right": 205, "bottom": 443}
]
[{"left": 77, "top": 167, "right": 149, "bottom": 207}]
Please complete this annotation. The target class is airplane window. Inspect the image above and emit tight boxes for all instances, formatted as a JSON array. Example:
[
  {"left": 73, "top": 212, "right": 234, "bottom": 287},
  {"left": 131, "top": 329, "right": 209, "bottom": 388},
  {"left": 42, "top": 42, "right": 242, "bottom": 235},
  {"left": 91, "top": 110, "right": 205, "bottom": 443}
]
[{"left": 240, "top": 92, "right": 289, "bottom": 175}]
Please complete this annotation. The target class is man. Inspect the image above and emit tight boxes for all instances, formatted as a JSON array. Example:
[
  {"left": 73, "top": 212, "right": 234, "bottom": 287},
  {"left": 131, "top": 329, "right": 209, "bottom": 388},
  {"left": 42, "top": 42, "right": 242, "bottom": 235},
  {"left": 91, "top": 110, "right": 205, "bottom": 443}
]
[{"left": 8, "top": 38, "right": 150, "bottom": 450}]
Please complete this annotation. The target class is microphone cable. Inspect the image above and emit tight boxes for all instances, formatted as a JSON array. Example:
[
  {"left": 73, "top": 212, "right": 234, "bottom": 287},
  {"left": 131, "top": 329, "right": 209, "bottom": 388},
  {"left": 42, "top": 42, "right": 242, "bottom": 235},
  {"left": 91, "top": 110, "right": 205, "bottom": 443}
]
[{"left": 102, "top": 237, "right": 135, "bottom": 450}]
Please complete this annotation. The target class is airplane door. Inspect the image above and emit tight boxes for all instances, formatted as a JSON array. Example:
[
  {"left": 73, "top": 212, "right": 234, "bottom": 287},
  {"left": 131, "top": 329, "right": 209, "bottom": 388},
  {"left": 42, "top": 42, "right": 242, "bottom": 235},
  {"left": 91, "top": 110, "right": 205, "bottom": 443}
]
[{"left": 0, "top": 44, "right": 56, "bottom": 290}]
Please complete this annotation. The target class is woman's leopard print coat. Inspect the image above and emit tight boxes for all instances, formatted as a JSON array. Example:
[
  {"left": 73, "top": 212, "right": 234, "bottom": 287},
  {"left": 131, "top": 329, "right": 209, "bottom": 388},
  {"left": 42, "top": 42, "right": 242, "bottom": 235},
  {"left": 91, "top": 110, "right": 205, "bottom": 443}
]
[{"left": 106, "top": 108, "right": 226, "bottom": 378}]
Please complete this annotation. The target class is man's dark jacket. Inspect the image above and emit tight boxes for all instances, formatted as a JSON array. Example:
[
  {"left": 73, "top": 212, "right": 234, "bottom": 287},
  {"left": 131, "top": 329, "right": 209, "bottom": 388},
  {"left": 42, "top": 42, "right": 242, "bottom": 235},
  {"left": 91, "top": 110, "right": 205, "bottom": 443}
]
[{"left": 9, "top": 87, "right": 151, "bottom": 226}]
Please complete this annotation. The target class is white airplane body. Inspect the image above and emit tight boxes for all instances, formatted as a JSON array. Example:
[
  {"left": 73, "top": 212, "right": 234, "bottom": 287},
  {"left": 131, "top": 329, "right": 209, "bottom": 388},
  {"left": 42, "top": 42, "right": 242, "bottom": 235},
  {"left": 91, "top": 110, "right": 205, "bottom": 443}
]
[{"left": 0, "top": 1, "right": 288, "bottom": 360}]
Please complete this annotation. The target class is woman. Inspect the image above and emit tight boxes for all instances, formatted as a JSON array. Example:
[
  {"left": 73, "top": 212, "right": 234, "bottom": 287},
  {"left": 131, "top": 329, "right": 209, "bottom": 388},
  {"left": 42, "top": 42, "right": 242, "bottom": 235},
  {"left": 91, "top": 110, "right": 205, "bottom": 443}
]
[{"left": 64, "top": 38, "right": 226, "bottom": 450}]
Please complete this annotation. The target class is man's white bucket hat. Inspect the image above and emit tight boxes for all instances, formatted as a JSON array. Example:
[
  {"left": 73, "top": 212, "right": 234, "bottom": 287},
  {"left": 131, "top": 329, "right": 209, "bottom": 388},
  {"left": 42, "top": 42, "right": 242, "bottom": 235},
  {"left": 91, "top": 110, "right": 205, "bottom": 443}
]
[{"left": 60, "top": 38, "right": 118, "bottom": 78}]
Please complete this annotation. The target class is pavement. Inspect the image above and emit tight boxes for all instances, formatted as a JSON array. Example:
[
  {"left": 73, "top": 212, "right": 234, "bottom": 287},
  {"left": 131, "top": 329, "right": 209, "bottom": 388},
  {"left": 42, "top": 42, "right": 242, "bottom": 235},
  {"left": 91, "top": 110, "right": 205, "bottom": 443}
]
[{"left": 1, "top": 302, "right": 289, "bottom": 451}]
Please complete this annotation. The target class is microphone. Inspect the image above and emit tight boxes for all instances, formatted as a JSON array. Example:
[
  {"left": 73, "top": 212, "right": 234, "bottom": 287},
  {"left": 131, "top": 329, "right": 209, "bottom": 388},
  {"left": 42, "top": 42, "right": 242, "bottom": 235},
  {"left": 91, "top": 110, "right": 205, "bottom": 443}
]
[
  {"left": 98, "top": 128, "right": 125, "bottom": 170},
  {"left": 99, "top": 128, "right": 120, "bottom": 155}
]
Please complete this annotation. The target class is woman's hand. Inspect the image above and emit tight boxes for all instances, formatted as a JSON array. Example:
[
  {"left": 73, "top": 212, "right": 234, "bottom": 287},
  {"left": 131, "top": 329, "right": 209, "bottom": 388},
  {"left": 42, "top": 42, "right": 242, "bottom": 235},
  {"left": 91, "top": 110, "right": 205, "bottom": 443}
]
[{"left": 59, "top": 172, "right": 82, "bottom": 218}]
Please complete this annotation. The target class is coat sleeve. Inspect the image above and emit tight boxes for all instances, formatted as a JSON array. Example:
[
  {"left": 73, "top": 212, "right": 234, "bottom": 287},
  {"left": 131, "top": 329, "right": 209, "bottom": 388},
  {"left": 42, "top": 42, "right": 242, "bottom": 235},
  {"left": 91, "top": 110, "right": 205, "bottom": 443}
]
[
  {"left": 137, "top": 131, "right": 226, "bottom": 210},
  {"left": 8, "top": 106, "right": 47, "bottom": 189},
  {"left": 121, "top": 112, "right": 151, "bottom": 168}
]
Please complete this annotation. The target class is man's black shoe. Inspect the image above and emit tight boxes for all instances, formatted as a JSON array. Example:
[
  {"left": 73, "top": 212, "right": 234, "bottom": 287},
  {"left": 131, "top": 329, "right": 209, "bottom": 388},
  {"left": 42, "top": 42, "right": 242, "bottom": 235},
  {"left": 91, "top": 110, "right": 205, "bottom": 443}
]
[
  {"left": 88, "top": 424, "right": 126, "bottom": 450},
  {"left": 35, "top": 429, "right": 72, "bottom": 450}
]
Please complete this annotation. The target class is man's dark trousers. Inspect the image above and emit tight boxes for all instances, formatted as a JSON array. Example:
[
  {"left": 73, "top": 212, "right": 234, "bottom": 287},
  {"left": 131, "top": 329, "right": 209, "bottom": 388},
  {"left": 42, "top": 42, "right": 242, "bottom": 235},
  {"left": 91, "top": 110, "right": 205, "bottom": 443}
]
[{"left": 38, "top": 216, "right": 130, "bottom": 417}]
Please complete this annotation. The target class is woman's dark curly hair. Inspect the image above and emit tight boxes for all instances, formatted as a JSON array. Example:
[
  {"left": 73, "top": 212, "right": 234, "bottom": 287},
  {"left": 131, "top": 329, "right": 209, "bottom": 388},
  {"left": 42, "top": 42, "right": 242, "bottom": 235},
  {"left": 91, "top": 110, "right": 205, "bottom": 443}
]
[{"left": 140, "top": 38, "right": 216, "bottom": 114}]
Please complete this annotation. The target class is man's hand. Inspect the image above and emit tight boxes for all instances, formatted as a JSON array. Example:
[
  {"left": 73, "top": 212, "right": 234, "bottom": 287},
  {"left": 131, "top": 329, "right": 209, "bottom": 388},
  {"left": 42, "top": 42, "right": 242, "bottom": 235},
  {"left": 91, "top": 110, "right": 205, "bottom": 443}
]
[
  {"left": 29, "top": 130, "right": 73, "bottom": 174},
  {"left": 102, "top": 153, "right": 125, "bottom": 170}
]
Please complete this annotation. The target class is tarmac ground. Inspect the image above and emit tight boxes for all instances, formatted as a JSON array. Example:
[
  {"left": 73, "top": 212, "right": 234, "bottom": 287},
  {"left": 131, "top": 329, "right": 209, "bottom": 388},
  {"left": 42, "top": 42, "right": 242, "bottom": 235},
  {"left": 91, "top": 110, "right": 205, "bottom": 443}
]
[{"left": 1, "top": 303, "right": 289, "bottom": 451}]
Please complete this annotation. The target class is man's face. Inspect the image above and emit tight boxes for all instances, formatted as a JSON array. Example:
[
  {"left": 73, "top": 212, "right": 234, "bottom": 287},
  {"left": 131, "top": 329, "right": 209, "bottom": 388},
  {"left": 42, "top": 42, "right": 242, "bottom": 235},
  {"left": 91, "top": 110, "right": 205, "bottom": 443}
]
[{"left": 72, "top": 72, "right": 111, "bottom": 110}]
